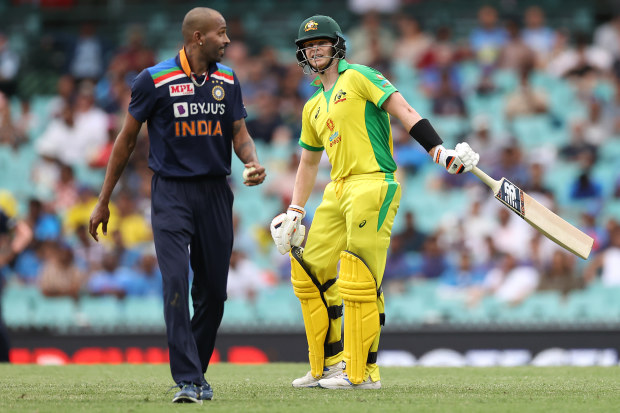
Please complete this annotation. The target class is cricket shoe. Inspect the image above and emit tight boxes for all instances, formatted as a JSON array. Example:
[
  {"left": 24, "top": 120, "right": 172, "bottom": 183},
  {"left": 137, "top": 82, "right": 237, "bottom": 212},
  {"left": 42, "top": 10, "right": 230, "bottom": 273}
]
[
  {"left": 292, "top": 361, "right": 344, "bottom": 388},
  {"left": 171, "top": 382, "right": 202, "bottom": 404},
  {"left": 199, "top": 378, "right": 213, "bottom": 401},
  {"left": 318, "top": 371, "right": 381, "bottom": 389}
]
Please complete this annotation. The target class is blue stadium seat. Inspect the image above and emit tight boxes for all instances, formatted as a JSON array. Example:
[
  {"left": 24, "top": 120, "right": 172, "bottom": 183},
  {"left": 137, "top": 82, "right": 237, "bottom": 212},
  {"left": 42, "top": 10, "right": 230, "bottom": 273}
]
[
  {"left": 78, "top": 296, "right": 123, "bottom": 330},
  {"left": 123, "top": 296, "right": 164, "bottom": 330},
  {"left": 33, "top": 297, "right": 77, "bottom": 330}
]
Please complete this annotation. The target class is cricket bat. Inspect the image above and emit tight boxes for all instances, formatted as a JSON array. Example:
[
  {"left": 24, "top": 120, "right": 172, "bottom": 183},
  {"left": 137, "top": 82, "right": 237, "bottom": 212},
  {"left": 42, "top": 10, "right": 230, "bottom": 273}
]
[{"left": 471, "top": 166, "right": 594, "bottom": 259}]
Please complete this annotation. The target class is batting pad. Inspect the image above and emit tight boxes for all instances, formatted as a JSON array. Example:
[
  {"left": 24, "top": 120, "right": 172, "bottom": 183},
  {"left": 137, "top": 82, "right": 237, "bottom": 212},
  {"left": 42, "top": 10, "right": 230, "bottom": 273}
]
[
  {"left": 338, "top": 250, "right": 380, "bottom": 384},
  {"left": 291, "top": 256, "right": 330, "bottom": 379}
]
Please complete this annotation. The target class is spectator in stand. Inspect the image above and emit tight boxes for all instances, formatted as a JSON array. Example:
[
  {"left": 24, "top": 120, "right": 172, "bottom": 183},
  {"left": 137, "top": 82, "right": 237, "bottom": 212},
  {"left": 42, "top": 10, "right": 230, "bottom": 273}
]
[
  {"left": 521, "top": 6, "right": 557, "bottom": 67},
  {"left": 523, "top": 161, "right": 554, "bottom": 203},
  {"left": 584, "top": 225, "right": 620, "bottom": 287},
  {"left": 438, "top": 250, "right": 486, "bottom": 300},
  {"left": 109, "top": 229, "right": 142, "bottom": 269},
  {"left": 547, "top": 32, "right": 613, "bottom": 79},
  {"left": 461, "top": 195, "right": 496, "bottom": 265},
  {"left": 73, "top": 224, "right": 105, "bottom": 273},
  {"left": 347, "top": 11, "right": 396, "bottom": 67},
  {"left": 432, "top": 68, "right": 467, "bottom": 117},
  {"left": 559, "top": 120, "right": 598, "bottom": 163},
  {"left": 134, "top": 245, "right": 163, "bottom": 297},
  {"left": 0, "top": 208, "right": 33, "bottom": 361},
  {"left": 537, "top": 250, "right": 582, "bottom": 297},
  {"left": 492, "top": 141, "right": 530, "bottom": 188},
  {"left": 38, "top": 241, "right": 85, "bottom": 300},
  {"left": 110, "top": 25, "right": 155, "bottom": 78},
  {"left": 0, "top": 91, "right": 27, "bottom": 149},
  {"left": 505, "top": 65, "right": 549, "bottom": 120},
  {"left": 594, "top": 13, "right": 620, "bottom": 61},
  {"left": 568, "top": 168, "right": 604, "bottom": 202},
  {"left": 392, "top": 15, "right": 431, "bottom": 67},
  {"left": 245, "top": 92, "right": 284, "bottom": 143},
  {"left": 46, "top": 75, "right": 76, "bottom": 120},
  {"left": 69, "top": 23, "right": 105, "bottom": 82},
  {"left": 106, "top": 190, "right": 152, "bottom": 248},
  {"left": 0, "top": 33, "right": 19, "bottom": 97},
  {"left": 86, "top": 250, "right": 125, "bottom": 298},
  {"left": 469, "top": 5, "right": 508, "bottom": 67},
  {"left": 489, "top": 207, "right": 534, "bottom": 261},
  {"left": 468, "top": 252, "right": 540, "bottom": 307},
  {"left": 65, "top": 186, "right": 113, "bottom": 234},
  {"left": 397, "top": 211, "right": 427, "bottom": 253},
  {"left": 498, "top": 19, "right": 535, "bottom": 72},
  {"left": 51, "top": 164, "right": 79, "bottom": 215},
  {"left": 602, "top": 77, "right": 620, "bottom": 135},
  {"left": 227, "top": 250, "right": 270, "bottom": 301},
  {"left": 411, "top": 233, "right": 449, "bottom": 279},
  {"left": 466, "top": 115, "right": 503, "bottom": 171}
]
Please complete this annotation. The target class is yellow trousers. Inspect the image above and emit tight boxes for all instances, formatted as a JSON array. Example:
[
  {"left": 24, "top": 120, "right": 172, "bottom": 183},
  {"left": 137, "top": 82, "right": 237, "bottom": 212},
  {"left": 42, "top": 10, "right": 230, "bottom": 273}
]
[{"left": 302, "top": 172, "right": 401, "bottom": 381}]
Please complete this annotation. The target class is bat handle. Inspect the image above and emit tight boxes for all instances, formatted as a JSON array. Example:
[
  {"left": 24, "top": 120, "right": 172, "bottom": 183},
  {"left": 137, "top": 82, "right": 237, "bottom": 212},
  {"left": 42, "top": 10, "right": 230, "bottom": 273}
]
[{"left": 470, "top": 166, "right": 499, "bottom": 191}]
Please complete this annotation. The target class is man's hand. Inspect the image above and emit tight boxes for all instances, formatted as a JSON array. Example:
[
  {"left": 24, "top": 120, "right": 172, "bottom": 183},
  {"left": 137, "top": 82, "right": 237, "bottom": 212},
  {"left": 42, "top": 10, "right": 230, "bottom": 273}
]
[
  {"left": 434, "top": 142, "right": 479, "bottom": 174},
  {"left": 242, "top": 161, "right": 266, "bottom": 186},
  {"left": 270, "top": 205, "right": 306, "bottom": 254},
  {"left": 89, "top": 201, "right": 110, "bottom": 242}
]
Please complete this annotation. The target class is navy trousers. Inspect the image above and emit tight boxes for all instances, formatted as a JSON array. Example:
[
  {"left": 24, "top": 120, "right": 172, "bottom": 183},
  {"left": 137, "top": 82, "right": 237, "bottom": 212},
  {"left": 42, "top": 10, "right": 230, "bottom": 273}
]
[{"left": 151, "top": 174, "right": 233, "bottom": 384}]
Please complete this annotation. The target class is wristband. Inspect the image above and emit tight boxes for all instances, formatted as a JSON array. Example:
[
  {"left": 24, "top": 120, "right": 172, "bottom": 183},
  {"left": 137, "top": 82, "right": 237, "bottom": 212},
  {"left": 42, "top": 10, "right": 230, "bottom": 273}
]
[
  {"left": 288, "top": 205, "right": 306, "bottom": 218},
  {"left": 409, "top": 119, "right": 443, "bottom": 152}
]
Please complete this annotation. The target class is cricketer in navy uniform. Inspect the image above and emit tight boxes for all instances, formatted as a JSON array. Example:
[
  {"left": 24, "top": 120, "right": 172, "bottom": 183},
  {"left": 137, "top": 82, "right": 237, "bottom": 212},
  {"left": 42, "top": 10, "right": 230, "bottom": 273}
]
[{"left": 89, "top": 7, "right": 266, "bottom": 403}]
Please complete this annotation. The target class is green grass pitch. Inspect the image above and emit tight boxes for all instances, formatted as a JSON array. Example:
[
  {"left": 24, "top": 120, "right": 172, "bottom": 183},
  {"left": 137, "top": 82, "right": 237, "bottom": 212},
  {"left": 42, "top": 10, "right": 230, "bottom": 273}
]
[{"left": 1, "top": 363, "right": 619, "bottom": 412}]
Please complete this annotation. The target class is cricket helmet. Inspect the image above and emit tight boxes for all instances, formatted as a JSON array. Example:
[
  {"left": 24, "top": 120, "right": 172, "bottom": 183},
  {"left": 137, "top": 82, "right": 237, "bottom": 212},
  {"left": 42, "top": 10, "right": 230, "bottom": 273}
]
[{"left": 295, "top": 15, "right": 346, "bottom": 73}]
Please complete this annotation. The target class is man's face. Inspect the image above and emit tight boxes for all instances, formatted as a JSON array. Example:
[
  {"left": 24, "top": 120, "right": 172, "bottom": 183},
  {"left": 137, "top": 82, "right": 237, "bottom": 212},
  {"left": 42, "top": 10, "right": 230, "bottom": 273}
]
[
  {"left": 203, "top": 15, "right": 230, "bottom": 63},
  {"left": 302, "top": 38, "right": 334, "bottom": 70}
]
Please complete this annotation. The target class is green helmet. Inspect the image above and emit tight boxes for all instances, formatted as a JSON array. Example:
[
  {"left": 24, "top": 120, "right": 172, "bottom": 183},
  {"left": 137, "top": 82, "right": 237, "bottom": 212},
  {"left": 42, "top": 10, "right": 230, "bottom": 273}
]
[{"left": 295, "top": 15, "right": 346, "bottom": 72}]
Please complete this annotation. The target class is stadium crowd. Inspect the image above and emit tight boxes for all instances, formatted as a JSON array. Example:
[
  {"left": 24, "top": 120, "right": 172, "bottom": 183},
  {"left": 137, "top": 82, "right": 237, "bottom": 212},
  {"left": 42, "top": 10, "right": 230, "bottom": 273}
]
[{"left": 1, "top": 3, "right": 620, "bottom": 317}]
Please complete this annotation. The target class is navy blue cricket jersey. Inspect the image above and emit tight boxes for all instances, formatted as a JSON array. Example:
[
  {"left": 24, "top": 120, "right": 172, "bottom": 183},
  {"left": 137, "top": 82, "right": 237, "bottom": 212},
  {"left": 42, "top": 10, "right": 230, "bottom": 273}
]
[{"left": 128, "top": 48, "right": 247, "bottom": 177}]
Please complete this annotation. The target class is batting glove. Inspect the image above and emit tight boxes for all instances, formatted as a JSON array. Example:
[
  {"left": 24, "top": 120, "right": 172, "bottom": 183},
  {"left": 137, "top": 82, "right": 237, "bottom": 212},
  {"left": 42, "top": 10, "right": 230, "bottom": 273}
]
[
  {"left": 270, "top": 205, "right": 306, "bottom": 255},
  {"left": 455, "top": 142, "right": 479, "bottom": 172},
  {"left": 434, "top": 143, "right": 478, "bottom": 174}
]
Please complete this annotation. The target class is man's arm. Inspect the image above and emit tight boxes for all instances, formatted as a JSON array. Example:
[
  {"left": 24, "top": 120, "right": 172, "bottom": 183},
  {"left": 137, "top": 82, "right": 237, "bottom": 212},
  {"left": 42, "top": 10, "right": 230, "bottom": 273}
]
[
  {"left": 291, "top": 148, "right": 322, "bottom": 208},
  {"left": 381, "top": 92, "right": 439, "bottom": 156},
  {"left": 232, "top": 118, "right": 266, "bottom": 186},
  {"left": 88, "top": 113, "right": 142, "bottom": 241},
  {"left": 382, "top": 91, "right": 479, "bottom": 173}
]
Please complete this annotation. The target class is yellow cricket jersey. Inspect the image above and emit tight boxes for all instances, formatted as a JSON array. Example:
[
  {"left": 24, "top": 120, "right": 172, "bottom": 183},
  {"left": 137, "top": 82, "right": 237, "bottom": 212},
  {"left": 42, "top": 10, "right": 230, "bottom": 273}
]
[{"left": 299, "top": 60, "right": 398, "bottom": 180}]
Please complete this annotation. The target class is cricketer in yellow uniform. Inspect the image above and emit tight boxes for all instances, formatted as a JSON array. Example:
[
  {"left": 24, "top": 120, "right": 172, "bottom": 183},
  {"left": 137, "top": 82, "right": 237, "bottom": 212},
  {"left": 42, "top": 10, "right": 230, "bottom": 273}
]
[
  {"left": 297, "top": 58, "right": 401, "bottom": 385},
  {"left": 271, "top": 14, "right": 479, "bottom": 390}
]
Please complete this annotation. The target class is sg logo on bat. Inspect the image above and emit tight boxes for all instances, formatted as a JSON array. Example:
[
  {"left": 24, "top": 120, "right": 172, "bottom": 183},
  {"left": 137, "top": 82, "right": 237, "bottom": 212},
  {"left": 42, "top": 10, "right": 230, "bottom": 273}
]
[{"left": 497, "top": 179, "right": 525, "bottom": 217}]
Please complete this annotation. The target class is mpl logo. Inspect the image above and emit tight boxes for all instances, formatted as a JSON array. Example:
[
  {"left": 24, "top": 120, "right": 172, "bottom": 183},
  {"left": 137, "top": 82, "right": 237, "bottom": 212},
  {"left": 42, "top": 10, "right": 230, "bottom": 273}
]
[
  {"left": 173, "top": 102, "right": 189, "bottom": 118},
  {"left": 169, "top": 83, "right": 194, "bottom": 96}
]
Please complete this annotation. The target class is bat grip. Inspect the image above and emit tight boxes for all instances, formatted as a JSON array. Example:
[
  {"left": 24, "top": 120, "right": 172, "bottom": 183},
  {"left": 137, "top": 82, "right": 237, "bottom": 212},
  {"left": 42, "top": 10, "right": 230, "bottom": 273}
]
[{"left": 470, "top": 166, "right": 498, "bottom": 190}]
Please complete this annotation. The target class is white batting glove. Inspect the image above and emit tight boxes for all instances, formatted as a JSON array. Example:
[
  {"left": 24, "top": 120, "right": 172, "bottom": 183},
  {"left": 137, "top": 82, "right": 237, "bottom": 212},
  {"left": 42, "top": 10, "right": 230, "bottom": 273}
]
[
  {"left": 270, "top": 205, "right": 306, "bottom": 254},
  {"left": 434, "top": 143, "right": 478, "bottom": 174},
  {"left": 455, "top": 142, "right": 479, "bottom": 172}
]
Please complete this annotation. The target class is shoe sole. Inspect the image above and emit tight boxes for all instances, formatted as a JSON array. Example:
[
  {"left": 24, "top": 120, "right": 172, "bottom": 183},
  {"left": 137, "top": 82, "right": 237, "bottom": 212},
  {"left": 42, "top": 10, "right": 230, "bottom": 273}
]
[
  {"left": 172, "top": 396, "right": 203, "bottom": 404},
  {"left": 318, "top": 382, "right": 381, "bottom": 390},
  {"left": 292, "top": 382, "right": 320, "bottom": 388}
]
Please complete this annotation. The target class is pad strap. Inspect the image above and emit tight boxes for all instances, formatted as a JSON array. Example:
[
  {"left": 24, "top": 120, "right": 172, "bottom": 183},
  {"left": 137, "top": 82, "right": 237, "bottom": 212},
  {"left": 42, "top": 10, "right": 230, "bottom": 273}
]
[
  {"left": 327, "top": 305, "right": 343, "bottom": 319},
  {"left": 325, "top": 340, "right": 344, "bottom": 357},
  {"left": 367, "top": 352, "right": 377, "bottom": 364}
]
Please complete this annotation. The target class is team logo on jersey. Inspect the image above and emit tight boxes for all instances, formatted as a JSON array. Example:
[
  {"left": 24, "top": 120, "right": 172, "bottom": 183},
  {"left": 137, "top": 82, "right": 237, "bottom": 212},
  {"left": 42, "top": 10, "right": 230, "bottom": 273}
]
[
  {"left": 304, "top": 20, "right": 318, "bottom": 32},
  {"left": 333, "top": 89, "right": 347, "bottom": 104},
  {"left": 212, "top": 85, "right": 225, "bottom": 101},
  {"left": 173, "top": 102, "right": 189, "bottom": 118},
  {"left": 326, "top": 118, "right": 341, "bottom": 147},
  {"left": 169, "top": 83, "right": 195, "bottom": 97}
]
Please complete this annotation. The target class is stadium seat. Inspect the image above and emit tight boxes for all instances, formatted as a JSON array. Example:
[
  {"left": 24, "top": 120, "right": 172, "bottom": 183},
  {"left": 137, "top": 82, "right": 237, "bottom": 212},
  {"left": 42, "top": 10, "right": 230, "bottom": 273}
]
[
  {"left": 78, "top": 296, "right": 123, "bottom": 331},
  {"left": 123, "top": 296, "right": 164, "bottom": 330},
  {"left": 254, "top": 286, "right": 301, "bottom": 327},
  {"left": 221, "top": 297, "right": 257, "bottom": 329},
  {"left": 32, "top": 296, "right": 77, "bottom": 330}
]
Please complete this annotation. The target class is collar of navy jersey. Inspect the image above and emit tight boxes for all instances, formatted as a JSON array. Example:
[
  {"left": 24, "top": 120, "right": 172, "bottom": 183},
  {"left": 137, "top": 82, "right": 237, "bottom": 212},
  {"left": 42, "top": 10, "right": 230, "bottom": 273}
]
[
  {"left": 310, "top": 60, "right": 349, "bottom": 88},
  {"left": 177, "top": 47, "right": 218, "bottom": 85}
]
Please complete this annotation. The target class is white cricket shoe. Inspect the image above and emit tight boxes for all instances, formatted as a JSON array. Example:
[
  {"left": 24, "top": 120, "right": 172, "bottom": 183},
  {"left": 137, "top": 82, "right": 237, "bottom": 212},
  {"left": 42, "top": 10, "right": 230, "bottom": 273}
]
[
  {"left": 292, "top": 361, "right": 344, "bottom": 388},
  {"left": 318, "top": 371, "right": 381, "bottom": 390}
]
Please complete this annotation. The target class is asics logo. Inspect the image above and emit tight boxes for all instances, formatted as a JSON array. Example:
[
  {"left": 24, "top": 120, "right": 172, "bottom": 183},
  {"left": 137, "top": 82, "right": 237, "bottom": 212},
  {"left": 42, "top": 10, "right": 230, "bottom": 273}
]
[{"left": 359, "top": 220, "right": 367, "bottom": 228}]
